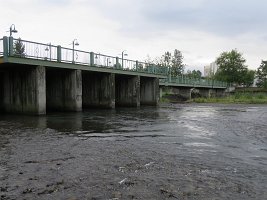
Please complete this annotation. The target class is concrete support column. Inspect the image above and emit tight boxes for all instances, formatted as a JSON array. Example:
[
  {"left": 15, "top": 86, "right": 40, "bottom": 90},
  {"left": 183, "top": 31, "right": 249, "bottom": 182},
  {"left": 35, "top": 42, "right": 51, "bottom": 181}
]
[
  {"left": 199, "top": 88, "right": 212, "bottom": 98},
  {"left": 215, "top": 89, "right": 225, "bottom": 97},
  {"left": 115, "top": 75, "right": 140, "bottom": 107},
  {"left": 2, "top": 66, "right": 46, "bottom": 115},
  {"left": 82, "top": 72, "right": 115, "bottom": 108},
  {"left": 0, "top": 71, "right": 5, "bottom": 111},
  {"left": 179, "top": 87, "right": 192, "bottom": 100},
  {"left": 140, "top": 77, "right": 159, "bottom": 106},
  {"left": 46, "top": 69, "right": 82, "bottom": 111}
]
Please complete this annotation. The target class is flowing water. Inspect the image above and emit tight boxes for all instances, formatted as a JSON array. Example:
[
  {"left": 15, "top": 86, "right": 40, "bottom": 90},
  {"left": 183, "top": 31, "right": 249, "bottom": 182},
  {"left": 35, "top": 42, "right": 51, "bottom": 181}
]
[{"left": 0, "top": 104, "right": 266, "bottom": 199}]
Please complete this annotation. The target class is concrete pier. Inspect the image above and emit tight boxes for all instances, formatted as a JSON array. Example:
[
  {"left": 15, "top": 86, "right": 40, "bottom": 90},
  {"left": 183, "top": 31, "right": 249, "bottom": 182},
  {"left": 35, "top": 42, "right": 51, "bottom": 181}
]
[
  {"left": 178, "top": 87, "right": 192, "bottom": 100},
  {"left": 115, "top": 75, "right": 140, "bottom": 107},
  {"left": 199, "top": 88, "right": 212, "bottom": 98},
  {"left": 1, "top": 65, "right": 46, "bottom": 115},
  {"left": 0, "top": 71, "right": 4, "bottom": 111},
  {"left": 46, "top": 69, "right": 82, "bottom": 111},
  {"left": 140, "top": 77, "right": 159, "bottom": 106},
  {"left": 82, "top": 72, "right": 115, "bottom": 108}
]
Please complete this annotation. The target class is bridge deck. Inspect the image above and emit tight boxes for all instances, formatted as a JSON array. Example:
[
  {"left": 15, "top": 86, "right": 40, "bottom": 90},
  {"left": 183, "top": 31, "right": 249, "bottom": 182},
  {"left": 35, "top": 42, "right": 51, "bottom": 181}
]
[
  {"left": 0, "top": 36, "right": 228, "bottom": 89},
  {"left": 0, "top": 56, "right": 165, "bottom": 78}
]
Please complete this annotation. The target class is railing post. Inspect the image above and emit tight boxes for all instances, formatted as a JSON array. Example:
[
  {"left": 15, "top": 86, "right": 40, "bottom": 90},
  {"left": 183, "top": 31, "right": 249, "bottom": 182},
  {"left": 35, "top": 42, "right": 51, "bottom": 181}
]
[
  {"left": 116, "top": 57, "right": 119, "bottom": 69},
  {"left": 136, "top": 60, "right": 138, "bottom": 71},
  {"left": 168, "top": 66, "right": 171, "bottom": 82},
  {"left": 8, "top": 37, "right": 14, "bottom": 56},
  {"left": 3, "top": 36, "right": 9, "bottom": 59},
  {"left": 57, "top": 45, "right": 61, "bottom": 62},
  {"left": 90, "top": 52, "right": 94, "bottom": 66}
]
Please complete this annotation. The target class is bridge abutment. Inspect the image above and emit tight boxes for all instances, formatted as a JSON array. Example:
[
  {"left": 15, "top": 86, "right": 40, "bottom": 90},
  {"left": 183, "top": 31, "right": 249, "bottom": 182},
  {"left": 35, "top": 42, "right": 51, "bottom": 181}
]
[
  {"left": 199, "top": 88, "right": 212, "bottom": 98},
  {"left": 1, "top": 65, "right": 46, "bottom": 115},
  {"left": 140, "top": 77, "right": 159, "bottom": 106},
  {"left": 46, "top": 69, "right": 82, "bottom": 112},
  {"left": 115, "top": 75, "right": 140, "bottom": 107},
  {"left": 179, "top": 88, "right": 192, "bottom": 100},
  {"left": 82, "top": 72, "right": 115, "bottom": 108}
]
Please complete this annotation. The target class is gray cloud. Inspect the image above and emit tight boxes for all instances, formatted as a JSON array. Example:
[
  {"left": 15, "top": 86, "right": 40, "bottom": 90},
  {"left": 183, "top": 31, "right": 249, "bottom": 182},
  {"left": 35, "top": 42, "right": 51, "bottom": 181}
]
[{"left": 88, "top": 0, "right": 267, "bottom": 37}]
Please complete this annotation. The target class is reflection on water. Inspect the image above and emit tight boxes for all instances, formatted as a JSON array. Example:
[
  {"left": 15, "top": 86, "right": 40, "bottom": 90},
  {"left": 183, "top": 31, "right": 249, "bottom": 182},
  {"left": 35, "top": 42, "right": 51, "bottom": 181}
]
[{"left": 0, "top": 104, "right": 267, "bottom": 199}]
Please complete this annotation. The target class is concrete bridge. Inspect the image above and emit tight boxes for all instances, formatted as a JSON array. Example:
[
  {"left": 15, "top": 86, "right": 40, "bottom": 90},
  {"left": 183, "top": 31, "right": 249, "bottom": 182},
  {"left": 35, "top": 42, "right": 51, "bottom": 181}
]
[
  {"left": 159, "top": 77, "right": 227, "bottom": 100},
  {"left": 0, "top": 36, "right": 227, "bottom": 115}
]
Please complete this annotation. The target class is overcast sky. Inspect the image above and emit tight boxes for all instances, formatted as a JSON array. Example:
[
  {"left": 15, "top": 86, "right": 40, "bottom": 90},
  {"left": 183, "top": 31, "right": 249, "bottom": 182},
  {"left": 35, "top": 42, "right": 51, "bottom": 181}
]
[{"left": 1, "top": 0, "right": 267, "bottom": 72}]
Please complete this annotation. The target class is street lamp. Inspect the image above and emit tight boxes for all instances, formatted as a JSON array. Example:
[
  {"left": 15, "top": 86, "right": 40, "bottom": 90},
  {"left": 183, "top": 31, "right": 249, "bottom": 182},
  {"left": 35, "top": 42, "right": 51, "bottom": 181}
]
[
  {"left": 72, "top": 39, "right": 79, "bottom": 63},
  {"left": 45, "top": 43, "right": 51, "bottom": 60},
  {"left": 94, "top": 52, "right": 100, "bottom": 65},
  {"left": 106, "top": 58, "right": 111, "bottom": 67},
  {"left": 121, "top": 50, "right": 128, "bottom": 68},
  {"left": 9, "top": 24, "right": 18, "bottom": 37}
]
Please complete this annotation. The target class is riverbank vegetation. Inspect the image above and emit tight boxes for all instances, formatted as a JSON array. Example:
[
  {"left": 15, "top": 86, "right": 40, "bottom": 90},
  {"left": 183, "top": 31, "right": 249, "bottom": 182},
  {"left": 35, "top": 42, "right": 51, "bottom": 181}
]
[{"left": 192, "top": 92, "right": 267, "bottom": 104}]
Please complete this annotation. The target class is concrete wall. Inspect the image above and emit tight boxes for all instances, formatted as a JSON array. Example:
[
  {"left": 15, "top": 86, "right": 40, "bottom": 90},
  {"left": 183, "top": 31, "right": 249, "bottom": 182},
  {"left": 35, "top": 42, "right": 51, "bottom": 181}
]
[
  {"left": 0, "top": 72, "right": 4, "bottom": 111},
  {"left": 46, "top": 69, "right": 82, "bottom": 111},
  {"left": 160, "top": 86, "right": 226, "bottom": 100},
  {"left": 140, "top": 77, "right": 159, "bottom": 106},
  {"left": 115, "top": 75, "right": 140, "bottom": 107},
  {"left": 179, "top": 88, "right": 192, "bottom": 100},
  {"left": 215, "top": 89, "right": 226, "bottom": 97},
  {"left": 82, "top": 72, "right": 115, "bottom": 108},
  {"left": 199, "top": 88, "right": 212, "bottom": 98},
  {"left": 2, "top": 65, "right": 46, "bottom": 115}
]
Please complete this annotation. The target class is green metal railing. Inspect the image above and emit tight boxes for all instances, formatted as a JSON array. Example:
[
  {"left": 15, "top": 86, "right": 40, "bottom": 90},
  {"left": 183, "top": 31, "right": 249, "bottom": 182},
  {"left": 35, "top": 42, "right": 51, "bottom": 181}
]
[
  {"left": 0, "top": 36, "right": 228, "bottom": 88},
  {"left": 1, "top": 36, "right": 168, "bottom": 76},
  {"left": 0, "top": 38, "right": 3, "bottom": 56},
  {"left": 160, "top": 77, "right": 228, "bottom": 88}
]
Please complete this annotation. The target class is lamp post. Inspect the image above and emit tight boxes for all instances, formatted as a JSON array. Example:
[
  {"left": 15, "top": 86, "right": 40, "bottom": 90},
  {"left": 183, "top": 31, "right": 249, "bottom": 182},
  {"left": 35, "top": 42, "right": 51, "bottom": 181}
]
[
  {"left": 95, "top": 52, "right": 100, "bottom": 66},
  {"left": 72, "top": 39, "right": 79, "bottom": 63},
  {"left": 45, "top": 43, "right": 51, "bottom": 60},
  {"left": 9, "top": 24, "right": 18, "bottom": 37},
  {"left": 106, "top": 58, "right": 111, "bottom": 67},
  {"left": 121, "top": 50, "right": 128, "bottom": 68}
]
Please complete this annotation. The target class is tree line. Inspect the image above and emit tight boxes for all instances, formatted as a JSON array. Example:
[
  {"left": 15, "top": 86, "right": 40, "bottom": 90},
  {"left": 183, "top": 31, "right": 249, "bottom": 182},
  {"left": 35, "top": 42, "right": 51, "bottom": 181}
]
[
  {"left": 214, "top": 49, "right": 267, "bottom": 88},
  {"left": 147, "top": 48, "right": 267, "bottom": 88},
  {"left": 145, "top": 49, "right": 202, "bottom": 79}
]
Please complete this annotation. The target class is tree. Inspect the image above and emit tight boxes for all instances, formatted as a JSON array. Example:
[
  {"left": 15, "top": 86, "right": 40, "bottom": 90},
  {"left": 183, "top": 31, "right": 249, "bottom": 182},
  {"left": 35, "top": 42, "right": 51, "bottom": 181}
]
[
  {"left": 14, "top": 38, "right": 26, "bottom": 57},
  {"left": 256, "top": 60, "right": 267, "bottom": 88},
  {"left": 171, "top": 49, "right": 185, "bottom": 76},
  {"left": 186, "top": 70, "right": 202, "bottom": 79},
  {"left": 163, "top": 51, "right": 172, "bottom": 67},
  {"left": 159, "top": 50, "right": 185, "bottom": 77},
  {"left": 215, "top": 49, "right": 248, "bottom": 85},
  {"left": 243, "top": 69, "right": 255, "bottom": 87}
]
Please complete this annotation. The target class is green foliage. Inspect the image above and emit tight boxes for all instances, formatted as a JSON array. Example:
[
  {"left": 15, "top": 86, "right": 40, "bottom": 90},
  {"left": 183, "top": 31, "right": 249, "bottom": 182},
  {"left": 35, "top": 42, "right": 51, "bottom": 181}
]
[
  {"left": 14, "top": 38, "right": 26, "bottom": 57},
  {"left": 243, "top": 70, "right": 255, "bottom": 87},
  {"left": 158, "top": 50, "right": 185, "bottom": 76},
  {"left": 186, "top": 70, "right": 202, "bottom": 79},
  {"left": 163, "top": 51, "right": 172, "bottom": 66},
  {"left": 215, "top": 49, "right": 248, "bottom": 85},
  {"left": 145, "top": 49, "right": 185, "bottom": 77},
  {"left": 193, "top": 92, "right": 267, "bottom": 104},
  {"left": 256, "top": 60, "right": 267, "bottom": 88},
  {"left": 171, "top": 49, "right": 185, "bottom": 76}
]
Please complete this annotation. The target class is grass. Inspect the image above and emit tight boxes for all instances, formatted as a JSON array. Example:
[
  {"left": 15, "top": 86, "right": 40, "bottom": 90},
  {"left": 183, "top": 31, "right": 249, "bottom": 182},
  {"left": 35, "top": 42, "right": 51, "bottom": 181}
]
[{"left": 193, "top": 92, "right": 267, "bottom": 104}]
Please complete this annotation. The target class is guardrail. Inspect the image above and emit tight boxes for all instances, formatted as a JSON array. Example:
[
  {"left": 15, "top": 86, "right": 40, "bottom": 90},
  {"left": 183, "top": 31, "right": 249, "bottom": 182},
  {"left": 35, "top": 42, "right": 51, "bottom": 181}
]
[
  {"left": 0, "top": 38, "right": 3, "bottom": 56},
  {"left": 0, "top": 36, "right": 168, "bottom": 76},
  {"left": 160, "top": 77, "right": 228, "bottom": 88},
  {"left": 12, "top": 38, "right": 58, "bottom": 61},
  {"left": 94, "top": 53, "right": 117, "bottom": 68},
  {"left": 61, "top": 47, "right": 91, "bottom": 64},
  {"left": 0, "top": 36, "right": 228, "bottom": 88}
]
